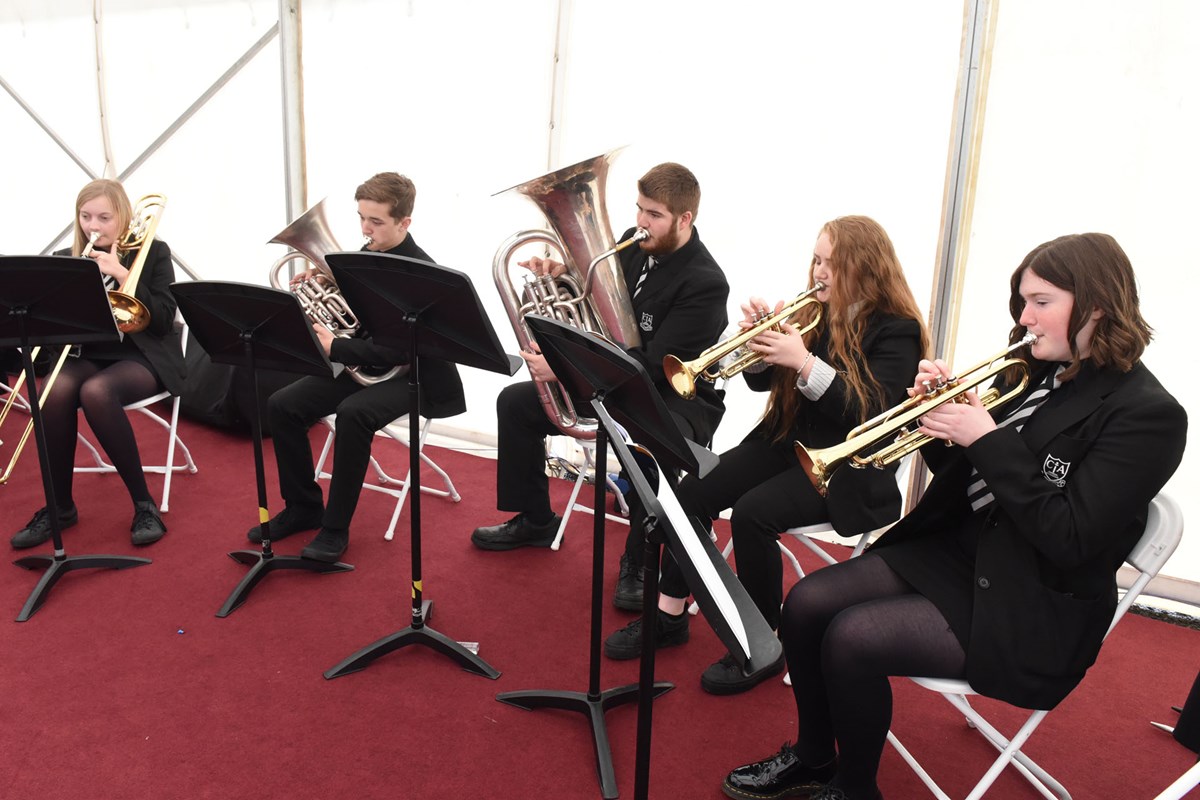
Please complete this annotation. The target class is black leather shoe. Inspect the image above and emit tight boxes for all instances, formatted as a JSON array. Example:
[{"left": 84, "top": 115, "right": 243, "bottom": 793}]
[
  {"left": 470, "top": 513, "right": 561, "bottom": 551},
  {"left": 301, "top": 528, "right": 349, "bottom": 563},
  {"left": 701, "top": 648, "right": 787, "bottom": 696},
  {"left": 722, "top": 744, "right": 836, "bottom": 800},
  {"left": 130, "top": 501, "right": 167, "bottom": 546},
  {"left": 603, "top": 611, "right": 689, "bottom": 660},
  {"left": 11, "top": 505, "right": 78, "bottom": 549},
  {"left": 613, "top": 552, "right": 644, "bottom": 610},
  {"left": 247, "top": 505, "right": 323, "bottom": 543}
]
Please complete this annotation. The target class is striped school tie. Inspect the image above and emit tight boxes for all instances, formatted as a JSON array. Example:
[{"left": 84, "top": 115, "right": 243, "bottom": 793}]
[
  {"left": 633, "top": 256, "right": 656, "bottom": 298},
  {"left": 966, "top": 365, "right": 1063, "bottom": 512}
]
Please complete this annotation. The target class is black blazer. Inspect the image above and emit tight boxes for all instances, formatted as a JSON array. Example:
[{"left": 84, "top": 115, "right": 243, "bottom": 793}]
[
  {"left": 327, "top": 235, "right": 465, "bottom": 420},
  {"left": 746, "top": 314, "right": 924, "bottom": 535},
  {"left": 617, "top": 226, "right": 729, "bottom": 445},
  {"left": 57, "top": 240, "right": 187, "bottom": 396},
  {"left": 873, "top": 360, "right": 1187, "bottom": 709}
]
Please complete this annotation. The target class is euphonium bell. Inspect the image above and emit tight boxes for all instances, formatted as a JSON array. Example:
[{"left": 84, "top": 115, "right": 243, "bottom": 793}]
[
  {"left": 663, "top": 283, "right": 825, "bottom": 400},
  {"left": 794, "top": 333, "right": 1038, "bottom": 496},
  {"left": 493, "top": 149, "right": 645, "bottom": 440}
]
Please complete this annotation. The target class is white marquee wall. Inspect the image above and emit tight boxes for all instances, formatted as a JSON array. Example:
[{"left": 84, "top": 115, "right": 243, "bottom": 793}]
[{"left": 2, "top": 0, "right": 1196, "bottom": 589}]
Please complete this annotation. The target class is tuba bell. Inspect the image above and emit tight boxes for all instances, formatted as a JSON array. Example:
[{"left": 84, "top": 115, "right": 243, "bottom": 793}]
[
  {"left": 493, "top": 150, "right": 645, "bottom": 439},
  {"left": 268, "top": 198, "right": 403, "bottom": 386}
]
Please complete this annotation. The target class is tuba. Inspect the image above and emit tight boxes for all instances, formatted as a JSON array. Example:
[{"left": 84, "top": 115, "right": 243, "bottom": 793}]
[
  {"left": 267, "top": 199, "right": 403, "bottom": 386},
  {"left": 493, "top": 150, "right": 645, "bottom": 439}
]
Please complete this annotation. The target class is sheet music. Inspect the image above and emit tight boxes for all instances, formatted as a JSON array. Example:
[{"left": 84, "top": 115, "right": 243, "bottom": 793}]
[{"left": 646, "top": 453, "right": 751, "bottom": 661}]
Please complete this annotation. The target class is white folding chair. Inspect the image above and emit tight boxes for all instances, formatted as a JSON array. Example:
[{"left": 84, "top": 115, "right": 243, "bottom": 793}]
[
  {"left": 1153, "top": 759, "right": 1200, "bottom": 800},
  {"left": 314, "top": 412, "right": 461, "bottom": 541},
  {"left": 888, "top": 493, "right": 1185, "bottom": 800},
  {"left": 74, "top": 322, "right": 198, "bottom": 513},
  {"left": 549, "top": 437, "right": 630, "bottom": 550}
]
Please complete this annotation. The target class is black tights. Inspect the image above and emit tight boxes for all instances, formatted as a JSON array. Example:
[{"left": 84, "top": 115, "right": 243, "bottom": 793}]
[
  {"left": 779, "top": 553, "right": 967, "bottom": 799},
  {"left": 40, "top": 357, "right": 162, "bottom": 509}
]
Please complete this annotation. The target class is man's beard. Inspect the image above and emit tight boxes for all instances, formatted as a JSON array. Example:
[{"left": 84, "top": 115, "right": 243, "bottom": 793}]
[{"left": 638, "top": 221, "right": 680, "bottom": 256}]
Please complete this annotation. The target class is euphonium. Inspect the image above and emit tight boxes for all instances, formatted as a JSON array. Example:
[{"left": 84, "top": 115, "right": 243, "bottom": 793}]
[
  {"left": 795, "top": 333, "right": 1038, "bottom": 496},
  {"left": 267, "top": 198, "right": 402, "bottom": 386},
  {"left": 493, "top": 150, "right": 645, "bottom": 440},
  {"left": 664, "top": 283, "right": 826, "bottom": 399}
]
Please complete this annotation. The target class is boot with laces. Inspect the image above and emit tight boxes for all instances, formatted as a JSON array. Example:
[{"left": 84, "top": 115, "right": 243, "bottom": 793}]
[{"left": 131, "top": 501, "right": 167, "bottom": 546}]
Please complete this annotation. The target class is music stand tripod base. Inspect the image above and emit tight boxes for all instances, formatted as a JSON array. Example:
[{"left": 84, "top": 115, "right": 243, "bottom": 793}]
[
  {"left": 324, "top": 599, "right": 500, "bottom": 680},
  {"left": 14, "top": 552, "right": 152, "bottom": 622},
  {"left": 216, "top": 547, "right": 354, "bottom": 618}
]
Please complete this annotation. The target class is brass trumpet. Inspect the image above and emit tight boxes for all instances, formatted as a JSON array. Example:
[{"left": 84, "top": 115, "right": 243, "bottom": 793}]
[
  {"left": 793, "top": 333, "right": 1037, "bottom": 495},
  {"left": 663, "top": 283, "right": 825, "bottom": 400}
]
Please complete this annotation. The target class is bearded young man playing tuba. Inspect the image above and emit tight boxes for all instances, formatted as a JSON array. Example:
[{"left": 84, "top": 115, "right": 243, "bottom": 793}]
[{"left": 471, "top": 162, "right": 730, "bottom": 611}]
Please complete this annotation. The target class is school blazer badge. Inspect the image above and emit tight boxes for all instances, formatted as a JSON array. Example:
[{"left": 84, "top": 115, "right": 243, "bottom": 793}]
[
  {"left": 1042, "top": 454, "right": 1070, "bottom": 487},
  {"left": 640, "top": 312, "right": 654, "bottom": 332}
]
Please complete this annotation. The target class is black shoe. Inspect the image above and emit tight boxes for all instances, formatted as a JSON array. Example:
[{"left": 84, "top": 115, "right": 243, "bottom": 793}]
[
  {"left": 11, "top": 506, "right": 78, "bottom": 549},
  {"left": 722, "top": 744, "right": 836, "bottom": 800},
  {"left": 247, "top": 504, "right": 323, "bottom": 543},
  {"left": 603, "top": 611, "right": 689, "bottom": 660},
  {"left": 701, "top": 649, "right": 787, "bottom": 696},
  {"left": 470, "top": 513, "right": 561, "bottom": 551},
  {"left": 613, "top": 552, "right": 644, "bottom": 611},
  {"left": 130, "top": 501, "right": 167, "bottom": 546},
  {"left": 300, "top": 528, "right": 349, "bottom": 563}
]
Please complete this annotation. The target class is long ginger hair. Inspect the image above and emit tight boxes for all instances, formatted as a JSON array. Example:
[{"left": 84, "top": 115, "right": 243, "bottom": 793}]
[{"left": 760, "top": 216, "right": 929, "bottom": 442}]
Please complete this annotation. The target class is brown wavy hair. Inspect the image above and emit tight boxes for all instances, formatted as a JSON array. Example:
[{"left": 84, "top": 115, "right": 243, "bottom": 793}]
[
  {"left": 761, "top": 215, "right": 929, "bottom": 442},
  {"left": 1007, "top": 232, "right": 1152, "bottom": 381},
  {"left": 72, "top": 179, "right": 132, "bottom": 257},
  {"left": 355, "top": 172, "right": 416, "bottom": 220}
]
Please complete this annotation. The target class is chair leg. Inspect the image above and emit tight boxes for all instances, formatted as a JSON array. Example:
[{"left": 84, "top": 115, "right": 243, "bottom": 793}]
[
  {"left": 551, "top": 466, "right": 589, "bottom": 551},
  {"left": 940, "top": 694, "right": 1065, "bottom": 800}
]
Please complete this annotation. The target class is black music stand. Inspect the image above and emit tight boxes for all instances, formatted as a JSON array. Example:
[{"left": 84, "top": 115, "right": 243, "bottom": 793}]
[
  {"left": 321, "top": 251, "right": 521, "bottom": 680},
  {"left": 0, "top": 256, "right": 151, "bottom": 621},
  {"left": 523, "top": 315, "right": 781, "bottom": 800},
  {"left": 169, "top": 281, "right": 354, "bottom": 617}
]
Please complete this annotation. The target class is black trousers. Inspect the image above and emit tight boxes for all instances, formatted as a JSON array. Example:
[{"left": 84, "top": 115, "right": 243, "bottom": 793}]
[
  {"left": 665, "top": 435, "right": 827, "bottom": 629},
  {"left": 268, "top": 372, "right": 410, "bottom": 532},
  {"left": 495, "top": 380, "right": 695, "bottom": 565}
]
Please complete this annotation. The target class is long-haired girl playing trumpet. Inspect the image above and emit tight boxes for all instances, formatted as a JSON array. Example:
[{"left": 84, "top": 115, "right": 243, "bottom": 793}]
[
  {"left": 603, "top": 215, "right": 928, "bottom": 696},
  {"left": 10, "top": 179, "right": 185, "bottom": 550}
]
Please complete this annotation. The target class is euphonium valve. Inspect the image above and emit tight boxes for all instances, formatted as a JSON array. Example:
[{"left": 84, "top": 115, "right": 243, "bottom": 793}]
[
  {"left": 664, "top": 283, "right": 825, "bottom": 400},
  {"left": 794, "top": 333, "right": 1038, "bottom": 496}
]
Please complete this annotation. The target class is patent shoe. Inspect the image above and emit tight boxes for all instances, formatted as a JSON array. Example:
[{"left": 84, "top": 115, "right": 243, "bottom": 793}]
[
  {"left": 130, "top": 501, "right": 167, "bottom": 546},
  {"left": 722, "top": 744, "right": 836, "bottom": 800},
  {"left": 701, "top": 648, "right": 787, "bottom": 696},
  {"left": 612, "top": 552, "right": 644, "bottom": 611},
  {"left": 300, "top": 528, "right": 349, "bottom": 563},
  {"left": 603, "top": 610, "right": 689, "bottom": 660},
  {"left": 470, "top": 513, "right": 561, "bottom": 551},
  {"left": 247, "top": 504, "right": 323, "bottom": 543},
  {"left": 11, "top": 505, "right": 79, "bottom": 549}
]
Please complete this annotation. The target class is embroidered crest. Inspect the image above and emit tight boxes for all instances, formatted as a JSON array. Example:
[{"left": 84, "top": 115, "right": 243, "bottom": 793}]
[
  {"left": 640, "top": 312, "right": 654, "bottom": 332},
  {"left": 1042, "top": 455, "right": 1070, "bottom": 487}
]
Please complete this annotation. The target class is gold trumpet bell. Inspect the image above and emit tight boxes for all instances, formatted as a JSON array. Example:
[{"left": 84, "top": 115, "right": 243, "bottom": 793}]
[{"left": 110, "top": 291, "right": 151, "bottom": 334}]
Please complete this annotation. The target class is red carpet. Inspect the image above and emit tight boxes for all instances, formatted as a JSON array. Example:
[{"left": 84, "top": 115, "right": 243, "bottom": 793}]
[{"left": 1, "top": 406, "right": 1198, "bottom": 799}]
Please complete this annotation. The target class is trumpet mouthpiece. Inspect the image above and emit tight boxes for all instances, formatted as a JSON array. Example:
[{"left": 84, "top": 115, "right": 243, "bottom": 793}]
[
  {"left": 1021, "top": 332, "right": 1038, "bottom": 346},
  {"left": 632, "top": 228, "right": 649, "bottom": 242}
]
